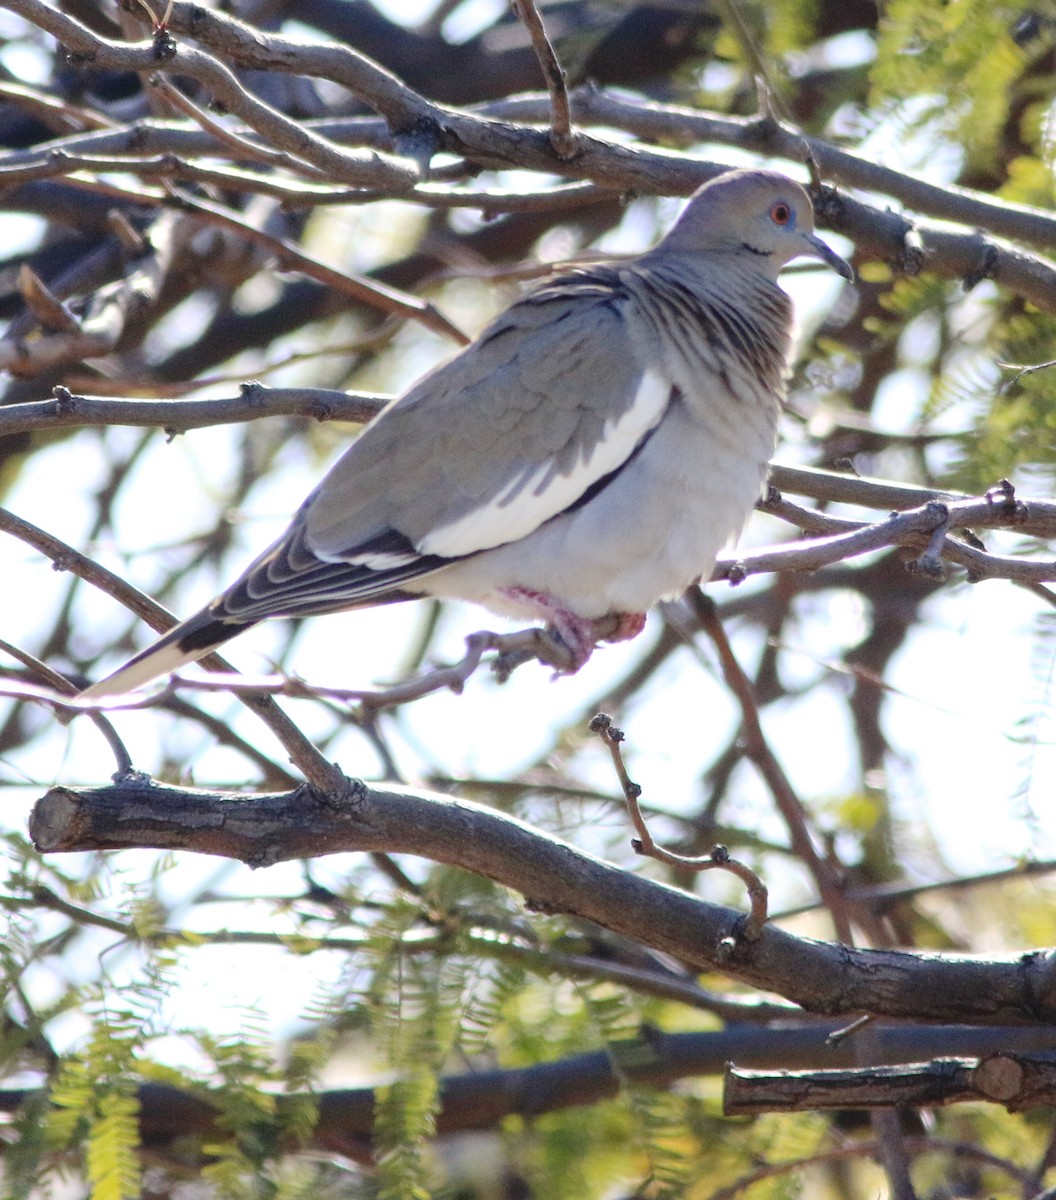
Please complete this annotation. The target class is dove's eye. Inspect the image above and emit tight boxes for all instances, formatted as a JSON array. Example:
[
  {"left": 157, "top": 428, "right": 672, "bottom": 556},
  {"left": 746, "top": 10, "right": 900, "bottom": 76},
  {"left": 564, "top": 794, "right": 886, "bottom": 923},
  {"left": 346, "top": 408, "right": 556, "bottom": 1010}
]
[{"left": 770, "top": 201, "right": 793, "bottom": 225}]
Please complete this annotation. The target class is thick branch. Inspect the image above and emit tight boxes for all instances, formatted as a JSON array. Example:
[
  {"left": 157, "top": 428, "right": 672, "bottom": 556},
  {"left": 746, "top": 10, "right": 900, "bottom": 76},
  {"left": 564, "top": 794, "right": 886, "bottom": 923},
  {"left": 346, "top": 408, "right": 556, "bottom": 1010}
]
[
  {"left": 494, "top": 91, "right": 1056, "bottom": 252},
  {"left": 28, "top": 778, "right": 1056, "bottom": 1026},
  {"left": 725, "top": 1051, "right": 1056, "bottom": 1115},
  {"left": 0, "top": 1027, "right": 1052, "bottom": 1151},
  {"left": 767, "top": 464, "right": 966, "bottom": 511},
  {"left": 1, "top": 1028, "right": 1053, "bottom": 1149}
]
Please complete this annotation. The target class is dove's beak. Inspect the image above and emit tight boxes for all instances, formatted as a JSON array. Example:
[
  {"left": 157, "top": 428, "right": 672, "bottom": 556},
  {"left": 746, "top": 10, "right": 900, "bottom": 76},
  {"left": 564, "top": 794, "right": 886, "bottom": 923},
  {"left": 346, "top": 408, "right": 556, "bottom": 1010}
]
[{"left": 801, "top": 231, "right": 855, "bottom": 281}]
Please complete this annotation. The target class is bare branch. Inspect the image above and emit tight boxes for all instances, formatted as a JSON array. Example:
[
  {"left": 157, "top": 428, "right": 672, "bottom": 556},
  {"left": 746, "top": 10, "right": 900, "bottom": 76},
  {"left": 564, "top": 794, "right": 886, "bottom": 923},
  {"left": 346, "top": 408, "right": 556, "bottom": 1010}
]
[
  {"left": 0, "top": 639, "right": 131, "bottom": 775},
  {"left": 153, "top": 0, "right": 438, "bottom": 133},
  {"left": 165, "top": 188, "right": 470, "bottom": 344},
  {"left": 589, "top": 712, "right": 769, "bottom": 942},
  {"left": 491, "top": 89, "right": 1056, "bottom": 252},
  {"left": 6, "top": 390, "right": 1056, "bottom": 592},
  {"left": 0, "top": 217, "right": 173, "bottom": 375},
  {"left": 3, "top": 0, "right": 420, "bottom": 188},
  {"left": 725, "top": 1051, "right": 1056, "bottom": 1115},
  {"left": 509, "top": 0, "right": 577, "bottom": 160},
  {"left": 145, "top": 73, "right": 329, "bottom": 177},
  {"left": 0, "top": 622, "right": 633, "bottom": 716},
  {"left": 26, "top": 777, "right": 1056, "bottom": 1025},
  {"left": 0, "top": 507, "right": 348, "bottom": 793},
  {"left": 16, "top": 265, "right": 81, "bottom": 333},
  {"left": 0, "top": 80, "right": 117, "bottom": 133},
  {"left": 0, "top": 385, "right": 387, "bottom": 438},
  {"left": 717, "top": 487, "right": 1056, "bottom": 587}
]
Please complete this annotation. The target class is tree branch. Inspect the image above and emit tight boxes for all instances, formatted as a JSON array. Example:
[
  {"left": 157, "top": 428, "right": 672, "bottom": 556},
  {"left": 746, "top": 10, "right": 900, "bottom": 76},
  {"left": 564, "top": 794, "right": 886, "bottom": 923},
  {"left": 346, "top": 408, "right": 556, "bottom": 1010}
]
[
  {"left": 493, "top": 89, "right": 1056, "bottom": 251},
  {"left": 725, "top": 1051, "right": 1056, "bottom": 1115},
  {"left": 510, "top": 0, "right": 577, "bottom": 160},
  {"left": 27, "top": 777, "right": 1056, "bottom": 1026},
  {"left": 0, "top": 1027, "right": 1052, "bottom": 1149},
  {"left": 3, "top": 0, "right": 419, "bottom": 187},
  {"left": 0, "top": 384, "right": 387, "bottom": 437}
]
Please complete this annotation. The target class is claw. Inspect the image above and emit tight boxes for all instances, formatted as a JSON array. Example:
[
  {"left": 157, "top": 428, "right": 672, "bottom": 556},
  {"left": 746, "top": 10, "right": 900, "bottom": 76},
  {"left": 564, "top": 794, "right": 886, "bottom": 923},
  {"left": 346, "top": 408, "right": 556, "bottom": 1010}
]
[{"left": 501, "top": 587, "right": 647, "bottom": 673}]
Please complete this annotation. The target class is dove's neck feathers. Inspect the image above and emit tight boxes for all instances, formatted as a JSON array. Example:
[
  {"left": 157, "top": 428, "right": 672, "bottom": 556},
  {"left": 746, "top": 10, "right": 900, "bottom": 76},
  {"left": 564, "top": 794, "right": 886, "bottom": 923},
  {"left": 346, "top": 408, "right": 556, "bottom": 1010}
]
[{"left": 622, "top": 251, "right": 794, "bottom": 399}]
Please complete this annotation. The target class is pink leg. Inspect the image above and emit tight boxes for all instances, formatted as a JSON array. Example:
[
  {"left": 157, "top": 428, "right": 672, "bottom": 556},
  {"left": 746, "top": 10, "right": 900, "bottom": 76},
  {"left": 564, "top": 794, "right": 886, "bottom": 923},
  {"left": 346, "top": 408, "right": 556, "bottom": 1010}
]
[{"left": 501, "top": 587, "right": 647, "bottom": 672}]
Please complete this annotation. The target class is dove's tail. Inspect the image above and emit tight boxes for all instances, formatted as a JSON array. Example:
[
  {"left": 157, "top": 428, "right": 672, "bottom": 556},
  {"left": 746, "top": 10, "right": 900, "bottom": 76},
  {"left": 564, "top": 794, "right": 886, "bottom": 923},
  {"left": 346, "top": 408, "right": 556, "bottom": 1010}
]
[{"left": 78, "top": 608, "right": 254, "bottom": 701}]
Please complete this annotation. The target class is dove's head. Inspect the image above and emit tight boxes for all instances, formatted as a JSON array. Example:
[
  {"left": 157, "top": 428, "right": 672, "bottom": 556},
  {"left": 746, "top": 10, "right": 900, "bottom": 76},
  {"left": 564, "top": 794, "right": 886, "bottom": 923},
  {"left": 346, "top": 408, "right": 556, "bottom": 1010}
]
[{"left": 660, "top": 168, "right": 854, "bottom": 282}]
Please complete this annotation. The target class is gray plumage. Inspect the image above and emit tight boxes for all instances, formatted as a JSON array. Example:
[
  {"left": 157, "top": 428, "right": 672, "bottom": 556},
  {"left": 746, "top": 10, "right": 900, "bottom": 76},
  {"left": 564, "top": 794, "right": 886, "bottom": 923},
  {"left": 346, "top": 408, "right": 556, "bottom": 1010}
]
[{"left": 81, "top": 168, "right": 852, "bottom": 699}]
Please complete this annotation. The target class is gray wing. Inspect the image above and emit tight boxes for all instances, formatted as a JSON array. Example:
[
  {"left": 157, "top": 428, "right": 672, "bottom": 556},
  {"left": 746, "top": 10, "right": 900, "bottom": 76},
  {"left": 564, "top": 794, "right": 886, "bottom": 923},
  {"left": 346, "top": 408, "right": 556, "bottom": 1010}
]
[{"left": 213, "top": 267, "right": 675, "bottom": 622}]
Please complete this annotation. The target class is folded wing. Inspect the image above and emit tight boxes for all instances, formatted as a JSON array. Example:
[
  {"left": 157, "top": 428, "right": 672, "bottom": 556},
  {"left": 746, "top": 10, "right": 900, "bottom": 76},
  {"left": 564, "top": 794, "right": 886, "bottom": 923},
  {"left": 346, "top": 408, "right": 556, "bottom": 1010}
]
[{"left": 212, "top": 267, "right": 675, "bottom": 624}]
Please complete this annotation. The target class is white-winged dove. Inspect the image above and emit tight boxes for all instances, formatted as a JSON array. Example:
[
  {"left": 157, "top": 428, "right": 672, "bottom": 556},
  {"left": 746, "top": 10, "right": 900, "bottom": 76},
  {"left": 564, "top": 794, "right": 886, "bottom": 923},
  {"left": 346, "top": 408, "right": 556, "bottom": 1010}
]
[{"left": 81, "top": 168, "right": 852, "bottom": 699}]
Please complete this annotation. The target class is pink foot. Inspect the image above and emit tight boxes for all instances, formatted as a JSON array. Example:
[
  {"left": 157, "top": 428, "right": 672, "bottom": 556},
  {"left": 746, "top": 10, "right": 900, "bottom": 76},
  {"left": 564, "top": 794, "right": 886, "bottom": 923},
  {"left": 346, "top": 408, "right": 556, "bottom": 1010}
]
[{"left": 501, "top": 588, "right": 647, "bottom": 672}]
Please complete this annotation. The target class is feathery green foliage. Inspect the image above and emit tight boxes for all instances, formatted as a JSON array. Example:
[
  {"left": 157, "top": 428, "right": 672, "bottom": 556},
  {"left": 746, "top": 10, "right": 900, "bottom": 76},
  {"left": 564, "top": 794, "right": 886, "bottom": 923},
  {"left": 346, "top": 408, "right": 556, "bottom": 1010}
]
[
  {"left": 45, "top": 1009, "right": 144, "bottom": 1200},
  {"left": 872, "top": 0, "right": 1027, "bottom": 168}
]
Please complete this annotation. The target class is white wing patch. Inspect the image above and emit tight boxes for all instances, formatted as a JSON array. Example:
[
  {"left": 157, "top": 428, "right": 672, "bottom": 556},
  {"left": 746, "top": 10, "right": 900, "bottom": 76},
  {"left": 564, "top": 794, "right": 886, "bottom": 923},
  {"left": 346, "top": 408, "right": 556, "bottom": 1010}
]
[
  {"left": 345, "top": 550, "right": 421, "bottom": 569},
  {"left": 419, "top": 367, "right": 672, "bottom": 558}
]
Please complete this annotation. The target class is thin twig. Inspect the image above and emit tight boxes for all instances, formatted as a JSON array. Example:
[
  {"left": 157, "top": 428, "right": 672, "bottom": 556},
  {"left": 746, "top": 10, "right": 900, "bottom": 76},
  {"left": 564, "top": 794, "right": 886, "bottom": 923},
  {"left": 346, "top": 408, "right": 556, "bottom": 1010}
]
[
  {"left": 0, "top": 385, "right": 387, "bottom": 438},
  {"left": 0, "top": 625, "right": 584, "bottom": 715},
  {"left": 998, "top": 356, "right": 1056, "bottom": 390},
  {"left": 0, "top": 507, "right": 345, "bottom": 793},
  {"left": 17, "top": 882, "right": 793, "bottom": 1016},
  {"left": 713, "top": 0, "right": 792, "bottom": 122},
  {"left": 589, "top": 712, "right": 769, "bottom": 942},
  {"left": 827, "top": 1014, "right": 875, "bottom": 1045},
  {"left": 146, "top": 72, "right": 328, "bottom": 176},
  {"left": 0, "top": 80, "right": 117, "bottom": 132},
  {"left": 0, "top": 639, "right": 132, "bottom": 775},
  {"left": 509, "top": 0, "right": 577, "bottom": 159},
  {"left": 1, "top": 165, "right": 459, "bottom": 347},
  {"left": 16, "top": 266, "right": 81, "bottom": 334},
  {"left": 165, "top": 187, "right": 470, "bottom": 344}
]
